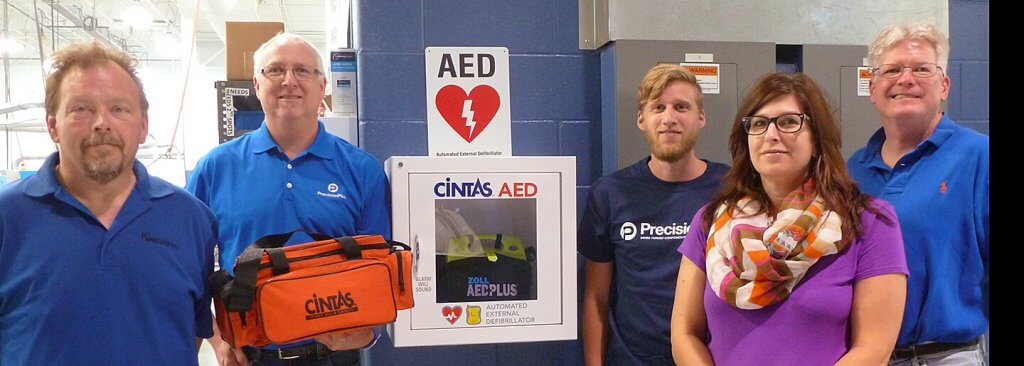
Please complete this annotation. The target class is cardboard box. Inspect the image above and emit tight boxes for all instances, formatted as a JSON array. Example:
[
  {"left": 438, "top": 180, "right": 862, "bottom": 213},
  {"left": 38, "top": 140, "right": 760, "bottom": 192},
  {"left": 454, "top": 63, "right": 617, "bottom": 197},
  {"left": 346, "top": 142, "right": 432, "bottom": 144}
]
[{"left": 225, "top": 21, "right": 285, "bottom": 81}]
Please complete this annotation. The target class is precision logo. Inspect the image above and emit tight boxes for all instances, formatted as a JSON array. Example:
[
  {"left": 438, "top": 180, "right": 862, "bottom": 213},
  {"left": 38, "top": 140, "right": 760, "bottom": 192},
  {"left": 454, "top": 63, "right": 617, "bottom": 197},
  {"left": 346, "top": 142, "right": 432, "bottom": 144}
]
[
  {"left": 305, "top": 290, "right": 358, "bottom": 320},
  {"left": 621, "top": 222, "right": 690, "bottom": 240},
  {"left": 620, "top": 222, "right": 637, "bottom": 240}
]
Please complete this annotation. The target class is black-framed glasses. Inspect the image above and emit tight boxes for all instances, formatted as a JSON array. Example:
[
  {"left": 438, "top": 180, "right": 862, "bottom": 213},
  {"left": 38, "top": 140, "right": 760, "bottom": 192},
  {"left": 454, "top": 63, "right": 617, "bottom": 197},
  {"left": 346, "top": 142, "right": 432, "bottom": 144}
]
[
  {"left": 259, "top": 65, "right": 322, "bottom": 80},
  {"left": 871, "top": 63, "right": 943, "bottom": 79},
  {"left": 742, "top": 113, "right": 808, "bottom": 135}
]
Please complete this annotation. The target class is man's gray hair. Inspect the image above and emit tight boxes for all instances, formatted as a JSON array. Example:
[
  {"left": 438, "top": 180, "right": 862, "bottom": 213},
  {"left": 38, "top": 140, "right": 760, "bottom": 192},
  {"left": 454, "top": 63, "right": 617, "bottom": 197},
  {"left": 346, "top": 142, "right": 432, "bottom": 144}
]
[
  {"left": 251, "top": 32, "right": 326, "bottom": 77},
  {"left": 868, "top": 22, "right": 950, "bottom": 71}
]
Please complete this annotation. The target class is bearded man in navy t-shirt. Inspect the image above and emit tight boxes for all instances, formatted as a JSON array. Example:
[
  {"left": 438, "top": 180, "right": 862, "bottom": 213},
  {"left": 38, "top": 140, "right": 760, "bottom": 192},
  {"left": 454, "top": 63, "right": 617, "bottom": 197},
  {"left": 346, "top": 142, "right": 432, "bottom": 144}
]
[{"left": 578, "top": 64, "right": 728, "bottom": 366}]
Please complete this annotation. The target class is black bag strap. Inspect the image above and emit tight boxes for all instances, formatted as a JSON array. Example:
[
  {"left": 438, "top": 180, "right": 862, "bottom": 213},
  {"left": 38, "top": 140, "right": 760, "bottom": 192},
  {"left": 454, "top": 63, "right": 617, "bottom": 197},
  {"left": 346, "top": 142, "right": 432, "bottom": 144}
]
[
  {"left": 253, "top": 228, "right": 332, "bottom": 249},
  {"left": 208, "top": 269, "right": 233, "bottom": 297},
  {"left": 389, "top": 240, "right": 411, "bottom": 251},
  {"left": 336, "top": 236, "right": 363, "bottom": 260},
  {"left": 266, "top": 248, "right": 290, "bottom": 276},
  {"left": 225, "top": 229, "right": 331, "bottom": 312}
]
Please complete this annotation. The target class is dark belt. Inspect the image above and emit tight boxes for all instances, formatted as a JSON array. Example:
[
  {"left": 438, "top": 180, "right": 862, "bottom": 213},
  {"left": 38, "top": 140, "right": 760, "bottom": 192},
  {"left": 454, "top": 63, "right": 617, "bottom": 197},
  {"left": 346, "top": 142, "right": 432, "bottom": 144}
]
[
  {"left": 892, "top": 338, "right": 981, "bottom": 360},
  {"left": 244, "top": 342, "right": 333, "bottom": 361}
]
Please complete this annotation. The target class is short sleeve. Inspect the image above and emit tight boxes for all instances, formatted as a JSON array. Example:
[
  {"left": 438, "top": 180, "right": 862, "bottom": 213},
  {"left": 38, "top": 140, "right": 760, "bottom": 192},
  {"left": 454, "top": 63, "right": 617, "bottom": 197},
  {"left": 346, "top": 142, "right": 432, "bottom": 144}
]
[
  {"left": 854, "top": 199, "right": 909, "bottom": 281},
  {"left": 357, "top": 162, "right": 392, "bottom": 240},
  {"left": 577, "top": 186, "right": 613, "bottom": 263},
  {"left": 678, "top": 205, "right": 710, "bottom": 273}
]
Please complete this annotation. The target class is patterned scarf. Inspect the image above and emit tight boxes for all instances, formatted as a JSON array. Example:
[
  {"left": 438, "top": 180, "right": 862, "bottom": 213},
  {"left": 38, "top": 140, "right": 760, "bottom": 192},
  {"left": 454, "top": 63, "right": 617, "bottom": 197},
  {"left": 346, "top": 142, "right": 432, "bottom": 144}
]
[{"left": 705, "top": 178, "right": 847, "bottom": 309}]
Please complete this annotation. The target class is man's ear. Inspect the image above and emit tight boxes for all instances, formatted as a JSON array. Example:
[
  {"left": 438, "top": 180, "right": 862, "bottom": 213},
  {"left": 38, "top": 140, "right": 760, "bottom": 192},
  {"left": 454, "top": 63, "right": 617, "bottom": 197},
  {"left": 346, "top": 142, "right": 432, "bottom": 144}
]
[{"left": 46, "top": 115, "right": 59, "bottom": 143}]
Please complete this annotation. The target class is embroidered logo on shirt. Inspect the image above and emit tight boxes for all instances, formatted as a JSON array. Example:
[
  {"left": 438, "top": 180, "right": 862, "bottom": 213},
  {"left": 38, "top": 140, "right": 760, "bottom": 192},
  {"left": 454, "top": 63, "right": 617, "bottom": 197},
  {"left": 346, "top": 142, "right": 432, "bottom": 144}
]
[
  {"left": 940, "top": 181, "right": 948, "bottom": 194},
  {"left": 316, "top": 182, "right": 347, "bottom": 199},
  {"left": 141, "top": 232, "right": 179, "bottom": 249}
]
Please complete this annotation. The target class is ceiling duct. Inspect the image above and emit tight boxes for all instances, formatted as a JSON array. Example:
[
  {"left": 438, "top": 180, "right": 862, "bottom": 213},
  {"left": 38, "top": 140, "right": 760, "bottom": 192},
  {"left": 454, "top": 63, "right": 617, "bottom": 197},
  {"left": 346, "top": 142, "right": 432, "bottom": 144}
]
[{"left": 40, "top": 0, "right": 135, "bottom": 51}]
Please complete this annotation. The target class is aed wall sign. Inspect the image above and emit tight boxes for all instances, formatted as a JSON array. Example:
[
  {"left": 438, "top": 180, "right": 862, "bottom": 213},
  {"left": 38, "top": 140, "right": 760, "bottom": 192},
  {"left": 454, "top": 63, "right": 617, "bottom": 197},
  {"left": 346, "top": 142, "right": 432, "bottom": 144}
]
[{"left": 425, "top": 47, "right": 512, "bottom": 158}]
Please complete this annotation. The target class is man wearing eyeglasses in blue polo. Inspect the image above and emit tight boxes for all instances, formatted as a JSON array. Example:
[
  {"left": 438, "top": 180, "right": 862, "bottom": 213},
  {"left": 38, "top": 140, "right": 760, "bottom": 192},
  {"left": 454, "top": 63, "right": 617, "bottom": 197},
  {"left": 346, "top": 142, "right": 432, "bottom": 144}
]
[
  {"left": 847, "top": 22, "right": 989, "bottom": 366},
  {"left": 187, "top": 33, "right": 391, "bottom": 366}
]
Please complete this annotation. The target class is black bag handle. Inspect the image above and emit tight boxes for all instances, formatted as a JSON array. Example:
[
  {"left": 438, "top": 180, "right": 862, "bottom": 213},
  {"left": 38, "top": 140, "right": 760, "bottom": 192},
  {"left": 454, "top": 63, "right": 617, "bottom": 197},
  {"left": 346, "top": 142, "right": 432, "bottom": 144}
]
[
  {"left": 336, "top": 236, "right": 363, "bottom": 260},
  {"left": 252, "top": 228, "right": 333, "bottom": 249},
  {"left": 224, "top": 230, "right": 367, "bottom": 312}
]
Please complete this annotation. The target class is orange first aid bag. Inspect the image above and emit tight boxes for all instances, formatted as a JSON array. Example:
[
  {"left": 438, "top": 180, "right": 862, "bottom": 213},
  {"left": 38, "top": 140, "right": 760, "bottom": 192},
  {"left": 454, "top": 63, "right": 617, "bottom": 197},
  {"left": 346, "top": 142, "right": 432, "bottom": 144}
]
[{"left": 209, "top": 230, "right": 414, "bottom": 348}]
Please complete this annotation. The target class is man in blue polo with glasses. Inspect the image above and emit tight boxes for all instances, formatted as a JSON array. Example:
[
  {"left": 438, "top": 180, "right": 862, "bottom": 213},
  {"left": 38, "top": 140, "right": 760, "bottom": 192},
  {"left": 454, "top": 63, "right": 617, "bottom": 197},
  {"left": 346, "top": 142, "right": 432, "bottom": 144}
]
[
  {"left": 848, "top": 22, "right": 989, "bottom": 365},
  {"left": 187, "top": 32, "right": 391, "bottom": 366}
]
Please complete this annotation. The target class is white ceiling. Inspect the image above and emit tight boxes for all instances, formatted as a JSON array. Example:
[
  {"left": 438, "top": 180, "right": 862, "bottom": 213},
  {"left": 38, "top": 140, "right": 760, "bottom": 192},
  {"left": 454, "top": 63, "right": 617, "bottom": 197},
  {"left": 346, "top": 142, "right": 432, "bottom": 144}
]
[{"left": 0, "top": 0, "right": 334, "bottom": 64}]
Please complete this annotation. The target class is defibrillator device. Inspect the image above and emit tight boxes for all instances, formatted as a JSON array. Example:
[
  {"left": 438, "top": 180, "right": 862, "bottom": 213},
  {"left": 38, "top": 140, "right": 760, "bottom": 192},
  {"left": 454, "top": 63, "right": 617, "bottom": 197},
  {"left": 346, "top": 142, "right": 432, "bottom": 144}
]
[{"left": 437, "top": 233, "right": 536, "bottom": 302}]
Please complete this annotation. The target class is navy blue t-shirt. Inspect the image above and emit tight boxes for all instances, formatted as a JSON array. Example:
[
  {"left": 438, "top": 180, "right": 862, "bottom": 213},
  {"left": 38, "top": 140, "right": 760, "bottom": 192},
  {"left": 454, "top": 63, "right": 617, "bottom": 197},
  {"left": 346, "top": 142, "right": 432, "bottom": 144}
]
[{"left": 578, "top": 157, "right": 728, "bottom": 365}]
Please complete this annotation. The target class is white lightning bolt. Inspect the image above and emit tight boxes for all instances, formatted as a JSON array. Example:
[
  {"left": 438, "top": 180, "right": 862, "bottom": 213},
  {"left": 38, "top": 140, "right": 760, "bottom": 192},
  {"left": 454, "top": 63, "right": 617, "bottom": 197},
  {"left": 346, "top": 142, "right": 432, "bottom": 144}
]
[{"left": 462, "top": 100, "right": 477, "bottom": 139}]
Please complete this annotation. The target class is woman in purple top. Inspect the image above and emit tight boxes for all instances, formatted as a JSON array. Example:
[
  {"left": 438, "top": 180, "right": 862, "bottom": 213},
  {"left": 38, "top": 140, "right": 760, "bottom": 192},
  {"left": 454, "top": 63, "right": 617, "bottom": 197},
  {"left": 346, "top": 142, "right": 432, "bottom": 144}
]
[{"left": 670, "top": 72, "right": 909, "bottom": 365}]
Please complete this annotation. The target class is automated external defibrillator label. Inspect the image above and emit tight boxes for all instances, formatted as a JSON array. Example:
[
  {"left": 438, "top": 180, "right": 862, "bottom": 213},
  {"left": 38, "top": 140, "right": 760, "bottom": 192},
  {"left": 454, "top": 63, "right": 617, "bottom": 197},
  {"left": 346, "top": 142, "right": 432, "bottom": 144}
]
[{"left": 400, "top": 167, "right": 570, "bottom": 337}]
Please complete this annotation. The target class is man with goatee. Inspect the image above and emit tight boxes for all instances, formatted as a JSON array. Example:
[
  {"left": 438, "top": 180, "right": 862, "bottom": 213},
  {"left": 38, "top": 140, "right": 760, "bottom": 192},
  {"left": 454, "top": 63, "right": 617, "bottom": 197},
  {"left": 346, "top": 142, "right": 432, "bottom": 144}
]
[
  {"left": 0, "top": 41, "right": 216, "bottom": 365},
  {"left": 579, "top": 64, "right": 729, "bottom": 366}
]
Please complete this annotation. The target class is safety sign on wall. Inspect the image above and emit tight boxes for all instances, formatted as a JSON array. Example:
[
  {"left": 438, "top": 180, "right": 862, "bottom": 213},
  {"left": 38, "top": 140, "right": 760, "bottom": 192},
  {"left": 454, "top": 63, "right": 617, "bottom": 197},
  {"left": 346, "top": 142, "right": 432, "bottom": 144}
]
[
  {"left": 385, "top": 156, "right": 577, "bottom": 347},
  {"left": 425, "top": 47, "right": 512, "bottom": 158},
  {"left": 679, "top": 63, "right": 721, "bottom": 95},
  {"left": 857, "top": 67, "right": 872, "bottom": 97}
]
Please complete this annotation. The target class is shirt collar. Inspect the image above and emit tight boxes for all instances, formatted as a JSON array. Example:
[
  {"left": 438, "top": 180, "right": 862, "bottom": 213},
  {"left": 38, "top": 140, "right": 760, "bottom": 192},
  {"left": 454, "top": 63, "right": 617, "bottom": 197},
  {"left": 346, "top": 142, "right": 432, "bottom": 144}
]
[
  {"left": 23, "top": 152, "right": 172, "bottom": 199},
  {"left": 248, "top": 120, "right": 335, "bottom": 160},
  {"left": 857, "top": 113, "right": 955, "bottom": 165}
]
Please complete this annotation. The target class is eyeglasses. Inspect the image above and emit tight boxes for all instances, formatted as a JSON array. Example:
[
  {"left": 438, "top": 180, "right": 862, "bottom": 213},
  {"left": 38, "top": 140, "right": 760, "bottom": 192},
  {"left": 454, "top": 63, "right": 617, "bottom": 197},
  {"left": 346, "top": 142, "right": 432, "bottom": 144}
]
[
  {"left": 871, "top": 63, "right": 943, "bottom": 79},
  {"left": 259, "top": 65, "right": 322, "bottom": 80},
  {"left": 742, "top": 113, "right": 808, "bottom": 135}
]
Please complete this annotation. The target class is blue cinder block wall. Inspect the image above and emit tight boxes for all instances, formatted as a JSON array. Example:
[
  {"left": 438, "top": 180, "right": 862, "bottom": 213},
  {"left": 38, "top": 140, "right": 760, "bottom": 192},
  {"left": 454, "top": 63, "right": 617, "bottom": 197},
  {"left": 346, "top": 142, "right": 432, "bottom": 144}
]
[
  {"left": 355, "top": 0, "right": 987, "bottom": 364},
  {"left": 948, "top": 0, "right": 989, "bottom": 135},
  {"left": 355, "top": 1, "right": 598, "bottom": 365}
]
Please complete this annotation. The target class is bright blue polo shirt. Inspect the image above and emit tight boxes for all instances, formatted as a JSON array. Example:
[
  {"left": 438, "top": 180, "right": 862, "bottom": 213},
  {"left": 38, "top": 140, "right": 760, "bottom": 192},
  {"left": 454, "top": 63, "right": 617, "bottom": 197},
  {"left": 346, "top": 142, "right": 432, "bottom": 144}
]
[
  {"left": 186, "top": 121, "right": 391, "bottom": 351},
  {"left": 186, "top": 121, "right": 392, "bottom": 272},
  {"left": 847, "top": 114, "right": 989, "bottom": 346},
  {"left": 0, "top": 152, "right": 216, "bottom": 365}
]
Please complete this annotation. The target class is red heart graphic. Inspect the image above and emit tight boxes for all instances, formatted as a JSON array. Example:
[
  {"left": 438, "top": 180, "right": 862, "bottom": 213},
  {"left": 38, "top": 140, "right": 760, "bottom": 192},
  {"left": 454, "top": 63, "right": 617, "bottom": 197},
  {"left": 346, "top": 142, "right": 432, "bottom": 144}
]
[
  {"left": 441, "top": 305, "right": 463, "bottom": 324},
  {"left": 435, "top": 85, "right": 501, "bottom": 143}
]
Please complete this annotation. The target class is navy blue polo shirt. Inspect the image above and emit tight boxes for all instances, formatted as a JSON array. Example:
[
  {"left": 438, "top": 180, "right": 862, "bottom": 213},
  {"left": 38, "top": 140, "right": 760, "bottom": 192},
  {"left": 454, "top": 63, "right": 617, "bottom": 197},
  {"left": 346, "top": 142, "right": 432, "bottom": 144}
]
[
  {"left": 578, "top": 157, "right": 728, "bottom": 365},
  {"left": 186, "top": 121, "right": 392, "bottom": 273},
  {"left": 847, "top": 114, "right": 989, "bottom": 346},
  {"left": 0, "top": 152, "right": 216, "bottom": 365}
]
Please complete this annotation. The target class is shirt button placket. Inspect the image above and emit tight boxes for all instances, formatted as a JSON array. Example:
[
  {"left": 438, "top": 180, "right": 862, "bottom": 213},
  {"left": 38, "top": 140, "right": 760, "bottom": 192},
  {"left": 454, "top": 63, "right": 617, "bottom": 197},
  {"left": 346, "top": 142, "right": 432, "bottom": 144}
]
[{"left": 285, "top": 161, "right": 296, "bottom": 201}]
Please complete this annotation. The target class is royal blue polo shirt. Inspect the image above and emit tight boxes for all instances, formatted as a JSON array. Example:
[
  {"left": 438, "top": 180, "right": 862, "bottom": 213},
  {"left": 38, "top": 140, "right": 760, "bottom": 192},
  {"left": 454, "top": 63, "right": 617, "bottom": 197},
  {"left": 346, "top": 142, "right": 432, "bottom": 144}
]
[
  {"left": 0, "top": 152, "right": 216, "bottom": 365},
  {"left": 186, "top": 121, "right": 392, "bottom": 273},
  {"left": 847, "top": 114, "right": 989, "bottom": 346},
  {"left": 186, "top": 121, "right": 391, "bottom": 350}
]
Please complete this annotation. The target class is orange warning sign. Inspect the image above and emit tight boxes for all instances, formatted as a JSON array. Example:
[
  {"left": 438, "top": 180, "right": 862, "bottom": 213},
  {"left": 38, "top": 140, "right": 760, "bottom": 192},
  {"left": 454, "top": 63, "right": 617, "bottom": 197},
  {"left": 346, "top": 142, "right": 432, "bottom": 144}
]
[{"left": 682, "top": 65, "right": 718, "bottom": 76}]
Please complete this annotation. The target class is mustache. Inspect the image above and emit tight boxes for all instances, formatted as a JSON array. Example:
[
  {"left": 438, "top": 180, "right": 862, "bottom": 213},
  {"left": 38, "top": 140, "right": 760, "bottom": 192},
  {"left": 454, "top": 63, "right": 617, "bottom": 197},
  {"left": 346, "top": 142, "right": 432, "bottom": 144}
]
[{"left": 81, "top": 131, "right": 125, "bottom": 150}]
